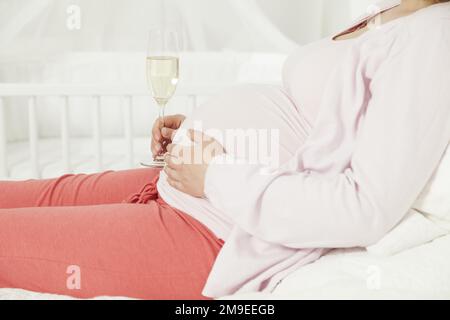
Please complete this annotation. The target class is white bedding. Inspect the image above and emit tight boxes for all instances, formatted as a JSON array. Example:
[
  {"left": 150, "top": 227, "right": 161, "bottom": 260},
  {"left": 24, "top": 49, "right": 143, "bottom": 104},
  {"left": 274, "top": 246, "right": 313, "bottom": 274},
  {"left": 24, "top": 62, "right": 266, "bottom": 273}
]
[
  {"left": 223, "top": 234, "right": 450, "bottom": 300},
  {"left": 5, "top": 137, "right": 151, "bottom": 180},
  {"left": 1, "top": 234, "right": 449, "bottom": 300}
]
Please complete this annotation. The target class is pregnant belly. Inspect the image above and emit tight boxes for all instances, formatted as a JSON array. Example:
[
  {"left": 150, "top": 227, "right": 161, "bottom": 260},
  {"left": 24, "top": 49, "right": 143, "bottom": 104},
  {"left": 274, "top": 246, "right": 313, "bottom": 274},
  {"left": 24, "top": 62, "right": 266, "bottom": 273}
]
[{"left": 157, "top": 84, "right": 312, "bottom": 239}]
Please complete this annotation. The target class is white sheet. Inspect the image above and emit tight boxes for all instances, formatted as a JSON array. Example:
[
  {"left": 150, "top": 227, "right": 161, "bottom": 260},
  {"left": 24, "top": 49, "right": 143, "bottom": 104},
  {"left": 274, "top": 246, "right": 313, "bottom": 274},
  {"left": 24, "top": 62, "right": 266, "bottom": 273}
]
[
  {"left": 222, "top": 234, "right": 450, "bottom": 300},
  {"left": 5, "top": 137, "right": 151, "bottom": 180}
]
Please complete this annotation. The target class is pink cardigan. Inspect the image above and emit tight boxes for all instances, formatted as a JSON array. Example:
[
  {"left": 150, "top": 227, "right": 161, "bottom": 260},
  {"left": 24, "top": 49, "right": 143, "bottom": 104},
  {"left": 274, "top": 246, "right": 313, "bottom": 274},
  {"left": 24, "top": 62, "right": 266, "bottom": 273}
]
[{"left": 202, "top": 1, "right": 450, "bottom": 297}]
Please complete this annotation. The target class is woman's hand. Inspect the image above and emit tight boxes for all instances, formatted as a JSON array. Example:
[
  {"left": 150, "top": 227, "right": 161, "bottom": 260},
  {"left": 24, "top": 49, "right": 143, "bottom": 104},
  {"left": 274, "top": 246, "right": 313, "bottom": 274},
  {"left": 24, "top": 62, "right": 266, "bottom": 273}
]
[
  {"left": 164, "top": 130, "right": 225, "bottom": 198},
  {"left": 151, "top": 114, "right": 186, "bottom": 157}
]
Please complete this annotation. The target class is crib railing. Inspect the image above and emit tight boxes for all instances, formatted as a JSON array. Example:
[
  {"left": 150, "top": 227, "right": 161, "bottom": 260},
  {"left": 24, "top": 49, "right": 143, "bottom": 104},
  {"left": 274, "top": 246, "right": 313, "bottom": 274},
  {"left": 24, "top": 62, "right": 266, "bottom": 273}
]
[{"left": 0, "top": 83, "right": 225, "bottom": 179}]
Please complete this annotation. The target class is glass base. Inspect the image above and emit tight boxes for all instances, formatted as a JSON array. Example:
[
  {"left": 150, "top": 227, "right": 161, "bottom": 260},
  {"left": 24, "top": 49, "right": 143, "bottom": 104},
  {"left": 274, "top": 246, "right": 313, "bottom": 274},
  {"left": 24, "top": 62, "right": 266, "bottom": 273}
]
[{"left": 140, "top": 156, "right": 165, "bottom": 168}]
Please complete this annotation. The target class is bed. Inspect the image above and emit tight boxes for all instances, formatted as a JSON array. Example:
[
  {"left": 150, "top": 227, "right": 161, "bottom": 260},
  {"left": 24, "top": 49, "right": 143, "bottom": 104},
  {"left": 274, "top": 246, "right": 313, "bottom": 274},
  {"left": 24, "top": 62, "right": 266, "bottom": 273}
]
[
  {"left": 0, "top": 51, "right": 448, "bottom": 300},
  {"left": 0, "top": 233, "right": 449, "bottom": 300},
  {"left": 226, "top": 234, "right": 450, "bottom": 300}
]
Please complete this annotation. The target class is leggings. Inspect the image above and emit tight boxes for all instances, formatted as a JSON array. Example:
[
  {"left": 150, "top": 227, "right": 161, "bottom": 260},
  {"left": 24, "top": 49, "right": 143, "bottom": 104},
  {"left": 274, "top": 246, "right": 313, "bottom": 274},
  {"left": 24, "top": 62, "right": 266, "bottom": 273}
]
[{"left": 0, "top": 168, "right": 224, "bottom": 299}]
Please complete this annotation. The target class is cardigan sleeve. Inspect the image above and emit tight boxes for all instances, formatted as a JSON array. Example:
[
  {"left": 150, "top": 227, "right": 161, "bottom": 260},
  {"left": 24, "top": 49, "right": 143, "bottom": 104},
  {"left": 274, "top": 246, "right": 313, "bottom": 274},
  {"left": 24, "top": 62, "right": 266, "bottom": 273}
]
[{"left": 204, "top": 21, "right": 450, "bottom": 249}]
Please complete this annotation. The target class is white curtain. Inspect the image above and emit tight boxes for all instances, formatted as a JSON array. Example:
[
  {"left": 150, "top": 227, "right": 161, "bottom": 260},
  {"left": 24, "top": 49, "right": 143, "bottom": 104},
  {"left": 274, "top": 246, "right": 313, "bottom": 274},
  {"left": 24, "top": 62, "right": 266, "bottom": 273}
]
[{"left": 0, "top": 0, "right": 376, "bottom": 56}]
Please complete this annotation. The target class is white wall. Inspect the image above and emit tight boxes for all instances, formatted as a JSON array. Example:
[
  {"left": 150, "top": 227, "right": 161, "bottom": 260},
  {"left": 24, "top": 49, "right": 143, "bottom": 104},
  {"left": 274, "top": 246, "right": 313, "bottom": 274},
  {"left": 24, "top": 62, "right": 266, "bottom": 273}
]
[
  {"left": 257, "top": 0, "right": 323, "bottom": 44},
  {"left": 257, "top": 0, "right": 377, "bottom": 43},
  {"left": 350, "top": 0, "right": 377, "bottom": 18}
]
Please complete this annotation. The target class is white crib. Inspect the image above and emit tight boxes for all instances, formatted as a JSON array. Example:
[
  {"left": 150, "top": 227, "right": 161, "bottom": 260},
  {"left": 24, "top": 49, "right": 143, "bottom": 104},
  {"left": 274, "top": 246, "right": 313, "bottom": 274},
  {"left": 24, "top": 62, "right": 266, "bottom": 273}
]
[
  {"left": 0, "top": 51, "right": 286, "bottom": 180},
  {"left": 0, "top": 83, "right": 225, "bottom": 180}
]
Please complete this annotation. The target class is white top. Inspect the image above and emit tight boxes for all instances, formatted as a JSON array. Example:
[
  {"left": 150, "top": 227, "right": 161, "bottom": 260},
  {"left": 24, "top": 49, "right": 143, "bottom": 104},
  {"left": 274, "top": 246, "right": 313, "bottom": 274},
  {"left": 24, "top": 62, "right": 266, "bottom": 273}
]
[{"left": 159, "top": 0, "right": 450, "bottom": 298}]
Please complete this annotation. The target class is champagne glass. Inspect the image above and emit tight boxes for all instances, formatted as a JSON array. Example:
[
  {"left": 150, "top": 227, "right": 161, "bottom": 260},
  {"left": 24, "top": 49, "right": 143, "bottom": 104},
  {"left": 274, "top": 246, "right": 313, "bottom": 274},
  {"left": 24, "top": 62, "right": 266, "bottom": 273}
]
[{"left": 142, "top": 27, "right": 180, "bottom": 168}]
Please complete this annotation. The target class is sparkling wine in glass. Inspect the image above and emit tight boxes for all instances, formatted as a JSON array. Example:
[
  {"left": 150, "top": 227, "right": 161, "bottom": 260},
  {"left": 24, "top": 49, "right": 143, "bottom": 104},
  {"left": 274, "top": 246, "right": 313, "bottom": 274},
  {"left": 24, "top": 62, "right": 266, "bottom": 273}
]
[{"left": 142, "top": 27, "right": 181, "bottom": 168}]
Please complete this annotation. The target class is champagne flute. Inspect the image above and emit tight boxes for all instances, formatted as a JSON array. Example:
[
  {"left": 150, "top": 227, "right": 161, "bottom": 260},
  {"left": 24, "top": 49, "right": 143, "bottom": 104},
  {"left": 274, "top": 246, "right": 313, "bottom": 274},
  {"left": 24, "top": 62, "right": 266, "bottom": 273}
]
[{"left": 142, "top": 27, "right": 180, "bottom": 168}]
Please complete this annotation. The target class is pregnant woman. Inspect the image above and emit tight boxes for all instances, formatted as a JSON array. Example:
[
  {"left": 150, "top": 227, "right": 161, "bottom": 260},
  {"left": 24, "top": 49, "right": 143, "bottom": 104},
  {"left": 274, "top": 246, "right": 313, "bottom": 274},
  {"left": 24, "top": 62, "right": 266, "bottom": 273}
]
[{"left": 0, "top": 0, "right": 449, "bottom": 299}]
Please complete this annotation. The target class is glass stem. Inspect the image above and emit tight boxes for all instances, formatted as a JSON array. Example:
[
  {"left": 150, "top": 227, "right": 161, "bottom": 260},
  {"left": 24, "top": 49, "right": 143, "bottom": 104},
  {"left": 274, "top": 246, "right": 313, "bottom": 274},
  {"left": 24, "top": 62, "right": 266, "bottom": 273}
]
[
  {"left": 159, "top": 103, "right": 166, "bottom": 128},
  {"left": 153, "top": 103, "right": 167, "bottom": 162}
]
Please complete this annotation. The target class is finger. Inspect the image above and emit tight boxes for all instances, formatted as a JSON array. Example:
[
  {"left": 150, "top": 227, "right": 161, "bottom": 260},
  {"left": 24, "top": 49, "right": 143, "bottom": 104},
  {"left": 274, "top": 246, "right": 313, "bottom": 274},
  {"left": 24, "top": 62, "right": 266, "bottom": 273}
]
[
  {"left": 163, "top": 114, "right": 185, "bottom": 129},
  {"left": 152, "top": 119, "right": 163, "bottom": 141},
  {"left": 170, "top": 127, "right": 178, "bottom": 141},
  {"left": 164, "top": 152, "right": 174, "bottom": 168},
  {"left": 163, "top": 165, "right": 181, "bottom": 181},
  {"left": 188, "top": 130, "right": 203, "bottom": 143},
  {"left": 152, "top": 135, "right": 162, "bottom": 150},
  {"left": 167, "top": 144, "right": 186, "bottom": 163},
  {"left": 166, "top": 143, "right": 182, "bottom": 154},
  {"left": 152, "top": 127, "right": 161, "bottom": 142},
  {"left": 164, "top": 152, "right": 183, "bottom": 169},
  {"left": 151, "top": 143, "right": 162, "bottom": 156},
  {"left": 189, "top": 129, "right": 216, "bottom": 145},
  {"left": 160, "top": 139, "right": 170, "bottom": 152},
  {"left": 167, "top": 178, "right": 185, "bottom": 193},
  {"left": 161, "top": 127, "right": 176, "bottom": 140}
]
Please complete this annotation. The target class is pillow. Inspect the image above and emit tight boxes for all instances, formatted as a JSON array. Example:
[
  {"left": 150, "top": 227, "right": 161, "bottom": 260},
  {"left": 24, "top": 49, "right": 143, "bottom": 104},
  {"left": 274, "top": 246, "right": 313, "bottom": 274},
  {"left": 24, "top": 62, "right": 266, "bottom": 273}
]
[
  {"left": 366, "top": 209, "right": 447, "bottom": 256},
  {"left": 367, "top": 143, "right": 450, "bottom": 256}
]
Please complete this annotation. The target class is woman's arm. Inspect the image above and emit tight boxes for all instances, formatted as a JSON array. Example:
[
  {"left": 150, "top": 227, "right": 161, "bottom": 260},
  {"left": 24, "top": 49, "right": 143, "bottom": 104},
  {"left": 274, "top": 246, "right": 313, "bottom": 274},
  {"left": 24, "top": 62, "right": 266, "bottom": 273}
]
[{"left": 202, "top": 22, "right": 450, "bottom": 249}]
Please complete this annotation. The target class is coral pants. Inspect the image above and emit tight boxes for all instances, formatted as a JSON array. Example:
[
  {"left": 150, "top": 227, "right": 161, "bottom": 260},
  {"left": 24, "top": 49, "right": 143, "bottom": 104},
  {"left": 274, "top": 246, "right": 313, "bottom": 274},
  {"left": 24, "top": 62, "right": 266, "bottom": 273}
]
[{"left": 0, "top": 168, "right": 224, "bottom": 299}]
